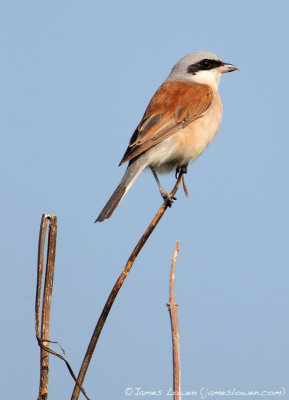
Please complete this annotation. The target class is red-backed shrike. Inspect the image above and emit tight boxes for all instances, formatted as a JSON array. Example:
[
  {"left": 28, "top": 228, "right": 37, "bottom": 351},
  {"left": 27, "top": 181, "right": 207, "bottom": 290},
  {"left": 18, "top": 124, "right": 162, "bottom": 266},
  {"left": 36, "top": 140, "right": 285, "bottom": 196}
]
[{"left": 95, "top": 51, "right": 237, "bottom": 222}]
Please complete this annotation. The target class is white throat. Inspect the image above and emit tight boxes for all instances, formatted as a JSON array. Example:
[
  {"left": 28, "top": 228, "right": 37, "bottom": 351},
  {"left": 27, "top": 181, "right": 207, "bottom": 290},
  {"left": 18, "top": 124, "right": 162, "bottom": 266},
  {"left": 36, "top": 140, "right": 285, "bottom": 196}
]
[{"left": 191, "top": 70, "right": 221, "bottom": 89}]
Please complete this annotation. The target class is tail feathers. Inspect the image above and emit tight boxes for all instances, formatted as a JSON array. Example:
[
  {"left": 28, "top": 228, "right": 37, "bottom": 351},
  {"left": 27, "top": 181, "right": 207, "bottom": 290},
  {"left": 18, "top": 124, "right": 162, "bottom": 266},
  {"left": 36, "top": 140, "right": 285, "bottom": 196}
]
[{"left": 95, "top": 158, "right": 146, "bottom": 222}]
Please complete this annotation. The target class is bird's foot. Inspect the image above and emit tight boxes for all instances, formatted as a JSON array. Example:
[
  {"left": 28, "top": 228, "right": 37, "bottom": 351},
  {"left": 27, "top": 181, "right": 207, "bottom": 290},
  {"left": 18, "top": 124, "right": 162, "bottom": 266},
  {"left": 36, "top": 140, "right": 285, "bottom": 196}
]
[
  {"left": 175, "top": 165, "right": 188, "bottom": 179},
  {"left": 160, "top": 189, "right": 177, "bottom": 207}
]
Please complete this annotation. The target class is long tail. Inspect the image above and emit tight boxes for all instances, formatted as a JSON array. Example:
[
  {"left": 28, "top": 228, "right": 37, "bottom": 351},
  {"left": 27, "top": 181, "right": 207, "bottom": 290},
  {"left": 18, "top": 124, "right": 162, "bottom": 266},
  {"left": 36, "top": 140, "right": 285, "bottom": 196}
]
[{"left": 95, "top": 157, "right": 147, "bottom": 222}]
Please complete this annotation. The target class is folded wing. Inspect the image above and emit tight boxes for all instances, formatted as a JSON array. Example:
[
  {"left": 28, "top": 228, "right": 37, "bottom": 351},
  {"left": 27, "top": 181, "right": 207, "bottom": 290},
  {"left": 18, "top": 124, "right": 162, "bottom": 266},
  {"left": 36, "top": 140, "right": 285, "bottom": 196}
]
[{"left": 119, "top": 81, "right": 213, "bottom": 165}]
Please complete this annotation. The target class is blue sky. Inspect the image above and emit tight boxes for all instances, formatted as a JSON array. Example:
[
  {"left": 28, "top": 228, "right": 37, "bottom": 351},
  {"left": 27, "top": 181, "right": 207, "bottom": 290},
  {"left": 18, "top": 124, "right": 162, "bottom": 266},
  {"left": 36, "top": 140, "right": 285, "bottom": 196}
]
[{"left": 1, "top": 1, "right": 289, "bottom": 399}]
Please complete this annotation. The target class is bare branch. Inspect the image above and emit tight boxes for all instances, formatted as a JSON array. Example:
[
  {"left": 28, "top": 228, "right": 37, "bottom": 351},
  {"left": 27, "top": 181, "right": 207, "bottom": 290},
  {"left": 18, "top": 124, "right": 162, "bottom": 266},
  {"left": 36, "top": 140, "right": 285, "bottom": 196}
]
[
  {"left": 182, "top": 176, "right": 189, "bottom": 198},
  {"left": 36, "top": 214, "right": 57, "bottom": 400},
  {"left": 35, "top": 214, "right": 49, "bottom": 339},
  {"left": 36, "top": 215, "right": 90, "bottom": 400},
  {"left": 167, "top": 240, "right": 181, "bottom": 400},
  {"left": 71, "top": 171, "right": 185, "bottom": 400}
]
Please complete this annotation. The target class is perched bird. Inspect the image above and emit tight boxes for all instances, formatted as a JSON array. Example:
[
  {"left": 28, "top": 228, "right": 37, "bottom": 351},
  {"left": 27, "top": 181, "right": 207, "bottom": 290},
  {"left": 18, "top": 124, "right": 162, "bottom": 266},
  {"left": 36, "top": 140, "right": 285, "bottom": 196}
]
[{"left": 95, "top": 51, "right": 238, "bottom": 222}]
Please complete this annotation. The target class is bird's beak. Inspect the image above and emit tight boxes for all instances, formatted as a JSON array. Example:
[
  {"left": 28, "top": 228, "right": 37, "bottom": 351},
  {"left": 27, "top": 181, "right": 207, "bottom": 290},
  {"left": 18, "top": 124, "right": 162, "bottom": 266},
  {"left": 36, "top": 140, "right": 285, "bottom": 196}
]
[{"left": 218, "top": 62, "right": 238, "bottom": 73}]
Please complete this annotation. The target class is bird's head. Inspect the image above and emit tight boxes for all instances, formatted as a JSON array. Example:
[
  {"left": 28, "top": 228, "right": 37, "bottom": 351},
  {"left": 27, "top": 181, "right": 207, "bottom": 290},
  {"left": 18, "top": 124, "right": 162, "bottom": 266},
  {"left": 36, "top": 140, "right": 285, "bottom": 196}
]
[{"left": 167, "top": 51, "right": 238, "bottom": 88}]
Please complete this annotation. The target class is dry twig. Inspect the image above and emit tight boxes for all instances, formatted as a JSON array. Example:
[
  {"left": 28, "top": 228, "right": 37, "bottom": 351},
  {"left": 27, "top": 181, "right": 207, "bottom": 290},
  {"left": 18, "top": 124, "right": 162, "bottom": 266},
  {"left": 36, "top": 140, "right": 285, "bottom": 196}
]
[
  {"left": 167, "top": 240, "right": 181, "bottom": 400},
  {"left": 36, "top": 214, "right": 89, "bottom": 400},
  {"left": 71, "top": 170, "right": 185, "bottom": 400},
  {"left": 36, "top": 214, "right": 57, "bottom": 400}
]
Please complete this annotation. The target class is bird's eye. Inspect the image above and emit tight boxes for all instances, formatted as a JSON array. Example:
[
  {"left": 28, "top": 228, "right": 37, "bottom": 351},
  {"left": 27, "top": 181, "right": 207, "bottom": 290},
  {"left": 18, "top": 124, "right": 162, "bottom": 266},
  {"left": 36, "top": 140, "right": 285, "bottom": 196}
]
[{"left": 201, "top": 59, "right": 212, "bottom": 69}]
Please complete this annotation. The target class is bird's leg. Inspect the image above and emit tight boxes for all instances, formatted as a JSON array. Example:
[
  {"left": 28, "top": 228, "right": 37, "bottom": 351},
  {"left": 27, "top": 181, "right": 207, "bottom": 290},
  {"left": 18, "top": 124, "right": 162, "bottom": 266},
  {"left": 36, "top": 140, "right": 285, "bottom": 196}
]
[
  {"left": 175, "top": 165, "right": 188, "bottom": 179},
  {"left": 150, "top": 167, "right": 177, "bottom": 207},
  {"left": 175, "top": 167, "right": 180, "bottom": 179},
  {"left": 175, "top": 165, "right": 189, "bottom": 197}
]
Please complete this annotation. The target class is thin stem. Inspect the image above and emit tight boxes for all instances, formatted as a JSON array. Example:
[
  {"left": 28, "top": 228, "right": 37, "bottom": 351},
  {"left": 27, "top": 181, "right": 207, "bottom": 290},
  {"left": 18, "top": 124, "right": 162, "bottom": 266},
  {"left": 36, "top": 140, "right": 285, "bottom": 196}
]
[
  {"left": 35, "top": 215, "right": 91, "bottom": 400},
  {"left": 71, "top": 171, "right": 185, "bottom": 400},
  {"left": 37, "top": 215, "right": 57, "bottom": 400},
  {"left": 35, "top": 215, "right": 49, "bottom": 339},
  {"left": 167, "top": 240, "right": 181, "bottom": 400}
]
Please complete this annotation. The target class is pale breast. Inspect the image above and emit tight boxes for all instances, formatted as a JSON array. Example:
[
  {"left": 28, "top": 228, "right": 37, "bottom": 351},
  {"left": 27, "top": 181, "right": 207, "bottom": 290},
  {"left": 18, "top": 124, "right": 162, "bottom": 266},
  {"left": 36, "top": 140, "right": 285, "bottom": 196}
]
[{"left": 174, "top": 89, "right": 223, "bottom": 162}]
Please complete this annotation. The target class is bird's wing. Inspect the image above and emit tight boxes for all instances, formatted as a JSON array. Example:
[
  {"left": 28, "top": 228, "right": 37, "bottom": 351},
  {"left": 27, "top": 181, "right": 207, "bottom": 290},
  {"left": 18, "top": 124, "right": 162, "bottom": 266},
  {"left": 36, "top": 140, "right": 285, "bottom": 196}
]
[{"left": 119, "top": 81, "right": 213, "bottom": 165}]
